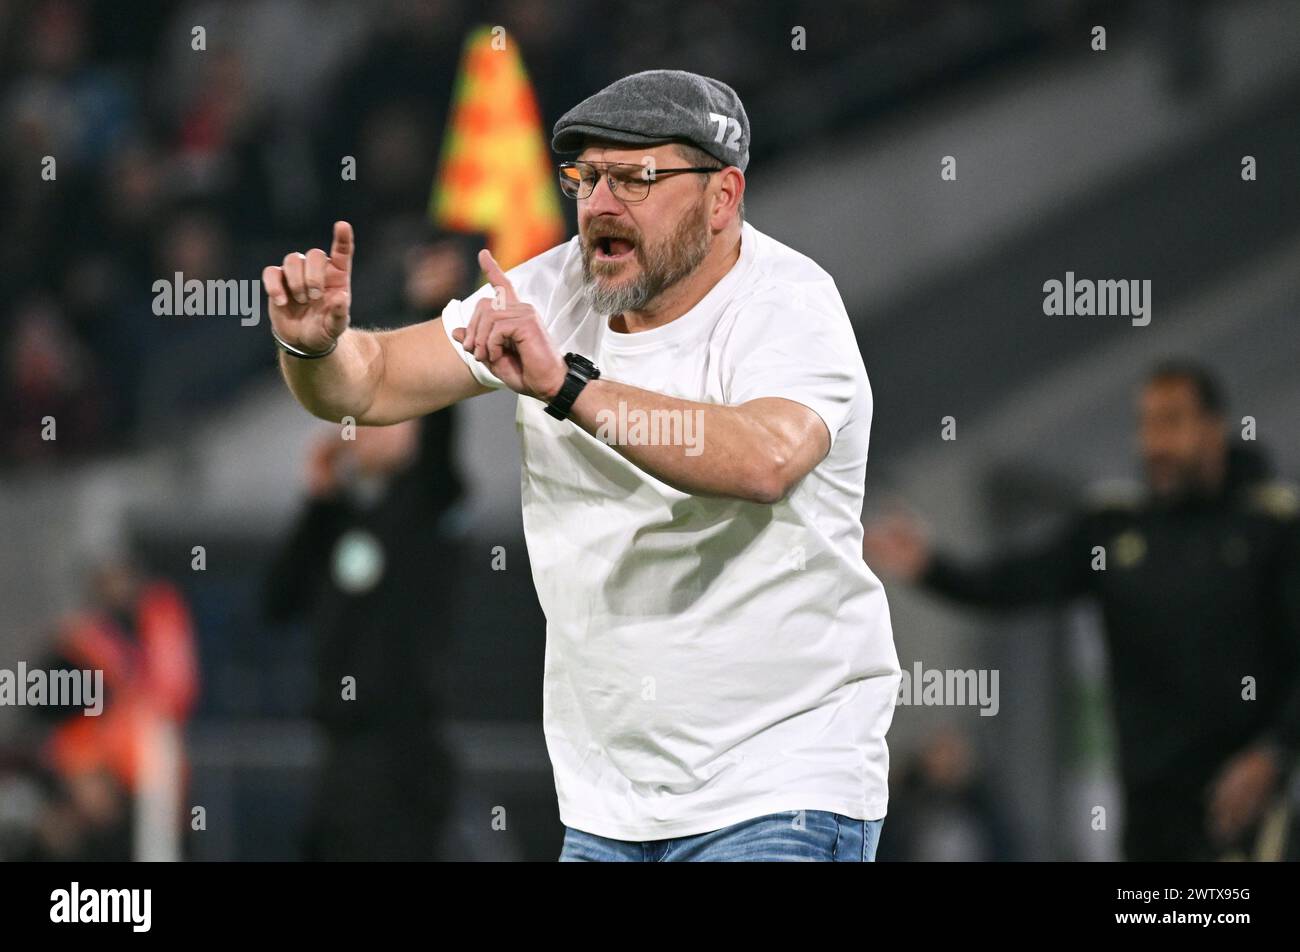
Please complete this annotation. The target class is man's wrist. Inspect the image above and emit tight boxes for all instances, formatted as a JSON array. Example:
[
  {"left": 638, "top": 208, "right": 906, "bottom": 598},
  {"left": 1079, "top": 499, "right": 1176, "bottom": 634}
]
[
  {"left": 541, "top": 364, "right": 567, "bottom": 402},
  {"left": 273, "top": 327, "right": 339, "bottom": 360}
]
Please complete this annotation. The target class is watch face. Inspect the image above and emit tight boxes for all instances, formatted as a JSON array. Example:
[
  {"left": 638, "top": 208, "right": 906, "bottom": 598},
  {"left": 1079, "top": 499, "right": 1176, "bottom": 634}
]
[{"left": 565, "top": 353, "right": 598, "bottom": 376}]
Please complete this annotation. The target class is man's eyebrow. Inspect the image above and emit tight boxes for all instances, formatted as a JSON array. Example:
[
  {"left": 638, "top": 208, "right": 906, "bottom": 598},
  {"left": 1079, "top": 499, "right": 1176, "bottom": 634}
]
[{"left": 575, "top": 159, "right": 644, "bottom": 171}]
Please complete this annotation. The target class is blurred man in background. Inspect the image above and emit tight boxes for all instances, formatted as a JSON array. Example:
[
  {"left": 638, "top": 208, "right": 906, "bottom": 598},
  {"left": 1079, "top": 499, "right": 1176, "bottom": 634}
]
[
  {"left": 2, "top": 295, "right": 111, "bottom": 464},
  {"left": 258, "top": 226, "right": 471, "bottom": 861},
  {"left": 865, "top": 361, "right": 1300, "bottom": 861},
  {"left": 29, "top": 556, "right": 199, "bottom": 860},
  {"left": 263, "top": 413, "right": 466, "bottom": 861}
]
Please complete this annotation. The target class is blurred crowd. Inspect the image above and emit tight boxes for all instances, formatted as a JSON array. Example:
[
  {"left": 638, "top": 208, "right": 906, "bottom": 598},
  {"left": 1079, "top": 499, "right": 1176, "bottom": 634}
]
[{"left": 0, "top": 0, "right": 894, "bottom": 467}]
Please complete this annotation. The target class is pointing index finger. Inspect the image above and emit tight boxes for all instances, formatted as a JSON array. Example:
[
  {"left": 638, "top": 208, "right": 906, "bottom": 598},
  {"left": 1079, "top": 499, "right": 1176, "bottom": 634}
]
[
  {"left": 330, "top": 221, "right": 354, "bottom": 274},
  {"left": 479, "top": 248, "right": 518, "bottom": 305}
]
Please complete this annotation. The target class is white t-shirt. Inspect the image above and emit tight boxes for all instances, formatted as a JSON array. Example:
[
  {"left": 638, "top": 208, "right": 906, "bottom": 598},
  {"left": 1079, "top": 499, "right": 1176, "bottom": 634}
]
[{"left": 441, "top": 221, "right": 900, "bottom": 840}]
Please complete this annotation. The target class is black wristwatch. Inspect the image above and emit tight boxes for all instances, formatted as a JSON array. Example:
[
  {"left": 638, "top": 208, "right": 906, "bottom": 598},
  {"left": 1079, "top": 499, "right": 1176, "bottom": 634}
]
[{"left": 545, "top": 353, "right": 601, "bottom": 420}]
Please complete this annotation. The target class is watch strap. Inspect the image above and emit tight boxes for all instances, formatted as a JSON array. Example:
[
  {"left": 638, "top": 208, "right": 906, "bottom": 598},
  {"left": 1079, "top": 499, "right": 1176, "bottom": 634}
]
[{"left": 545, "top": 354, "right": 600, "bottom": 420}]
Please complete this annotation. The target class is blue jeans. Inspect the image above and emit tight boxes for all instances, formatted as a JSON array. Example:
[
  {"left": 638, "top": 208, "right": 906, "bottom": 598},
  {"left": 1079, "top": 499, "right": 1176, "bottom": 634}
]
[{"left": 560, "top": 810, "right": 884, "bottom": 862}]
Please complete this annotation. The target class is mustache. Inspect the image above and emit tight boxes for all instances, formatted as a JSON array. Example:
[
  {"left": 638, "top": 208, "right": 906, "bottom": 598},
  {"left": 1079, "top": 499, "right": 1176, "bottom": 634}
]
[{"left": 584, "top": 223, "right": 640, "bottom": 245}]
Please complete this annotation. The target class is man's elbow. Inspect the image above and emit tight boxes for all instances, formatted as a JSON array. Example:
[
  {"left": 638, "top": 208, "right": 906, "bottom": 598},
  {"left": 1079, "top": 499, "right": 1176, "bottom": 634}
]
[
  {"left": 740, "top": 451, "right": 801, "bottom": 505},
  {"left": 291, "top": 384, "right": 379, "bottom": 425}
]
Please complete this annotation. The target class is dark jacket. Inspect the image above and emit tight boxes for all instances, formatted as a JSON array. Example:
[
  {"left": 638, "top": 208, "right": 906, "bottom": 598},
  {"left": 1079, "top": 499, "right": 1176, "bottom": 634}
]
[
  {"left": 921, "top": 446, "right": 1300, "bottom": 857},
  {"left": 263, "top": 410, "right": 466, "bottom": 734}
]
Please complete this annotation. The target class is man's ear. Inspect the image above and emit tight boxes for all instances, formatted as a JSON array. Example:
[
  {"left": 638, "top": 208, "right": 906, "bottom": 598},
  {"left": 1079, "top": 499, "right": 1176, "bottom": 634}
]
[{"left": 713, "top": 168, "right": 745, "bottom": 227}]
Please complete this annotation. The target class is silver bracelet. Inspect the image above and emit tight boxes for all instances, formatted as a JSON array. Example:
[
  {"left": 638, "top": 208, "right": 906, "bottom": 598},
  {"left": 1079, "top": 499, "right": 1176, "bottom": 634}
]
[{"left": 271, "top": 327, "right": 338, "bottom": 359}]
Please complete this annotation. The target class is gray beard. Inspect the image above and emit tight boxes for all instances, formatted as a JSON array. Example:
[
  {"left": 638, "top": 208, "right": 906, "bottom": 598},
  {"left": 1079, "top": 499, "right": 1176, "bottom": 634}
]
[
  {"left": 583, "top": 268, "right": 654, "bottom": 315},
  {"left": 580, "top": 201, "right": 712, "bottom": 317}
]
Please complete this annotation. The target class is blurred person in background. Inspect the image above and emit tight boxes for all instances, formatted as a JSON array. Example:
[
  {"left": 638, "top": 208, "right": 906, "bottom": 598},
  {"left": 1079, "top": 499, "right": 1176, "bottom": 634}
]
[
  {"left": 164, "top": 44, "right": 282, "bottom": 237},
  {"left": 27, "top": 555, "right": 200, "bottom": 860},
  {"left": 262, "top": 413, "right": 466, "bottom": 861},
  {"left": 865, "top": 361, "right": 1300, "bottom": 861},
  {"left": 313, "top": 0, "right": 466, "bottom": 229},
  {"left": 261, "top": 228, "right": 471, "bottom": 861},
  {"left": 876, "top": 726, "right": 1018, "bottom": 862},
  {"left": 135, "top": 201, "right": 272, "bottom": 434},
  {"left": 353, "top": 216, "right": 475, "bottom": 323},
  {"left": 1, "top": 0, "right": 138, "bottom": 293},
  {"left": 2, "top": 295, "right": 111, "bottom": 465}
]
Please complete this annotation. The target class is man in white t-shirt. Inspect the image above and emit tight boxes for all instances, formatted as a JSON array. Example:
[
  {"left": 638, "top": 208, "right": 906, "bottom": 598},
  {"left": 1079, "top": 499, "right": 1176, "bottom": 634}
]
[{"left": 262, "top": 70, "right": 900, "bottom": 861}]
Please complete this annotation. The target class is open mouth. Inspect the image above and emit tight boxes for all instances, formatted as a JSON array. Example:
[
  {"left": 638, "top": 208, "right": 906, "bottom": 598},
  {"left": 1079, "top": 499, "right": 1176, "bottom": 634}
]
[{"left": 593, "top": 235, "right": 637, "bottom": 262}]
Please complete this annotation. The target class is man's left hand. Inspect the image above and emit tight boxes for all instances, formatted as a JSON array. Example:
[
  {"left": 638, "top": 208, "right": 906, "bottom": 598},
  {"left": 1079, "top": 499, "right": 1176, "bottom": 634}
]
[{"left": 452, "top": 249, "right": 567, "bottom": 402}]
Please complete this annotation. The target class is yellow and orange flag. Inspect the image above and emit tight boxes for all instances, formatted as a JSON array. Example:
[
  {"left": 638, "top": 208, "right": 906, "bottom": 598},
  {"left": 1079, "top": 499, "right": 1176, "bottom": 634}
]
[{"left": 430, "top": 26, "right": 565, "bottom": 270}]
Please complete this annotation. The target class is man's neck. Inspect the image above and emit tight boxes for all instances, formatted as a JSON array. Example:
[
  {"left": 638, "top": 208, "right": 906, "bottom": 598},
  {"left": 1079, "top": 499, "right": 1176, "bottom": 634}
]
[
  {"left": 611, "top": 228, "right": 742, "bottom": 334},
  {"left": 1199, "top": 450, "right": 1228, "bottom": 498},
  {"left": 1157, "top": 456, "right": 1229, "bottom": 509}
]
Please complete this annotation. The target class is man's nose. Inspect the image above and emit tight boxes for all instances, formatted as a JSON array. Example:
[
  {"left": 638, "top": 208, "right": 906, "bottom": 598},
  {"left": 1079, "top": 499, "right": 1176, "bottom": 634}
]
[{"left": 583, "top": 172, "right": 625, "bottom": 215}]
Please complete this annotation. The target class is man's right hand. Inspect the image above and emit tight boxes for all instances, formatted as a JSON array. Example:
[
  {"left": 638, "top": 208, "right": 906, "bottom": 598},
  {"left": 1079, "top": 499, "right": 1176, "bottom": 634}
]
[
  {"left": 266, "top": 218, "right": 490, "bottom": 424},
  {"left": 862, "top": 511, "right": 932, "bottom": 582},
  {"left": 263, "top": 221, "right": 354, "bottom": 354}
]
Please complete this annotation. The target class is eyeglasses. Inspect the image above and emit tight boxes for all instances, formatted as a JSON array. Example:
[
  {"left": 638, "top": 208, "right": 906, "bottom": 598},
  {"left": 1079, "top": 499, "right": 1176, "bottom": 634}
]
[{"left": 557, "top": 160, "right": 723, "bottom": 203}]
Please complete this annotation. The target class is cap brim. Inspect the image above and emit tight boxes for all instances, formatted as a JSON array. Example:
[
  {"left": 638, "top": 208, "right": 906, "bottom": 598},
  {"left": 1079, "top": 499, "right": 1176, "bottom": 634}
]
[{"left": 551, "top": 123, "right": 676, "bottom": 154}]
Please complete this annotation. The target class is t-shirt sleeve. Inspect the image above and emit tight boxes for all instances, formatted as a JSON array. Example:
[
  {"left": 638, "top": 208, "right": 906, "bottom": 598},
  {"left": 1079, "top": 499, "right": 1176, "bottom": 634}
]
[
  {"left": 440, "top": 282, "right": 506, "bottom": 390},
  {"left": 722, "top": 285, "right": 865, "bottom": 448}
]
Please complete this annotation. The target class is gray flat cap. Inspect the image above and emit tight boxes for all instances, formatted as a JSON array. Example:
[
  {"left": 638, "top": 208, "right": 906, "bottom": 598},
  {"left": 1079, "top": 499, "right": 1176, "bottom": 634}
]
[{"left": 552, "top": 69, "right": 750, "bottom": 172}]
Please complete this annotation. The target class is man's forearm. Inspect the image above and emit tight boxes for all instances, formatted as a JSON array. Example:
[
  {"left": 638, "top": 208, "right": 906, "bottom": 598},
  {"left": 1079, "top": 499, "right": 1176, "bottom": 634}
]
[
  {"left": 566, "top": 378, "right": 812, "bottom": 504},
  {"left": 279, "top": 328, "right": 383, "bottom": 422}
]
